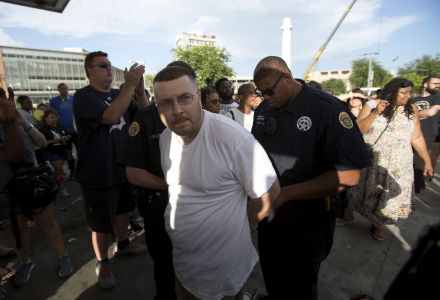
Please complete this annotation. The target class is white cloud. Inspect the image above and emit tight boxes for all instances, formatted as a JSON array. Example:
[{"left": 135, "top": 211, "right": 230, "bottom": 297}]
[
  {"left": 0, "top": 0, "right": 422, "bottom": 74},
  {"left": 0, "top": 28, "right": 23, "bottom": 46}
]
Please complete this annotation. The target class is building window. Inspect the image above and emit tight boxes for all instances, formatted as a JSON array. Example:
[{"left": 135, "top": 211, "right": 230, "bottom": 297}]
[
  {"left": 321, "top": 72, "right": 328, "bottom": 75},
  {"left": 331, "top": 71, "right": 338, "bottom": 74}
]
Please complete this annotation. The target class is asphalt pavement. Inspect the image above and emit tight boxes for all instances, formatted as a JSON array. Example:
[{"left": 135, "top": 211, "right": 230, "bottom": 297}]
[{"left": 1, "top": 161, "right": 439, "bottom": 300}]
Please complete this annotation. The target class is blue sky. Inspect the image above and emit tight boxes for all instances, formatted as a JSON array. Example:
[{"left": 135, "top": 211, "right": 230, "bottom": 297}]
[{"left": 0, "top": 0, "right": 438, "bottom": 78}]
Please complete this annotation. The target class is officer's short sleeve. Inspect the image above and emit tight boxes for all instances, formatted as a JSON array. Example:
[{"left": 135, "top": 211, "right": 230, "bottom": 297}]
[
  {"left": 322, "top": 108, "right": 371, "bottom": 171},
  {"left": 119, "top": 110, "right": 149, "bottom": 169}
]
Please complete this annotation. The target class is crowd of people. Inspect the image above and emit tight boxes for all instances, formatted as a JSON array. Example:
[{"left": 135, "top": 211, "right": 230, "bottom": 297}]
[{"left": 0, "top": 50, "right": 438, "bottom": 300}]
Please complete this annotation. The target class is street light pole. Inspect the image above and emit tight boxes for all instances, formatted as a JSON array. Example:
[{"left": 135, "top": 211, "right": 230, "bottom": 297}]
[{"left": 363, "top": 52, "right": 379, "bottom": 96}]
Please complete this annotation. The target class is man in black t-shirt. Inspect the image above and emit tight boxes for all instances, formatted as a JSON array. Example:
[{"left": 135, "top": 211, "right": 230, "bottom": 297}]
[
  {"left": 73, "top": 51, "right": 149, "bottom": 290},
  {"left": 252, "top": 56, "right": 370, "bottom": 299},
  {"left": 215, "top": 77, "right": 238, "bottom": 115},
  {"left": 410, "top": 76, "right": 440, "bottom": 193}
]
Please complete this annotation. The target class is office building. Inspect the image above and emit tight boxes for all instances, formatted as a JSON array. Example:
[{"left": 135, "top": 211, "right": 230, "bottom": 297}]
[
  {"left": 176, "top": 30, "right": 218, "bottom": 49},
  {"left": 307, "top": 69, "right": 352, "bottom": 91},
  {"left": 0, "top": 45, "right": 125, "bottom": 102}
]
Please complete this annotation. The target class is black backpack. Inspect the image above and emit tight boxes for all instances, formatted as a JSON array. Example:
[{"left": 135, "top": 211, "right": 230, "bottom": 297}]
[{"left": 8, "top": 162, "right": 59, "bottom": 215}]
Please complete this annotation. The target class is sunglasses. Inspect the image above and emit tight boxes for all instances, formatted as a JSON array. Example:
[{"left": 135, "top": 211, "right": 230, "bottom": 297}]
[
  {"left": 257, "top": 73, "right": 283, "bottom": 97},
  {"left": 399, "top": 80, "right": 413, "bottom": 88},
  {"left": 91, "top": 62, "right": 112, "bottom": 69}
]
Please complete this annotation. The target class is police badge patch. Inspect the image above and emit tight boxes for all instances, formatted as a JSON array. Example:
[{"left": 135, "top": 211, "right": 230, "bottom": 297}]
[
  {"left": 128, "top": 121, "right": 140, "bottom": 136},
  {"left": 338, "top": 112, "right": 353, "bottom": 129}
]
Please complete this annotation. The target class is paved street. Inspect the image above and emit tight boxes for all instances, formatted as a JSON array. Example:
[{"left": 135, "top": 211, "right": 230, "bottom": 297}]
[{"left": 1, "top": 161, "right": 439, "bottom": 300}]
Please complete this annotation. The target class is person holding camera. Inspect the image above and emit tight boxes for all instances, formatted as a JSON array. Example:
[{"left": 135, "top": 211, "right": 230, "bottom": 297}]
[
  {"left": 37, "top": 108, "right": 71, "bottom": 198},
  {"left": 0, "top": 89, "right": 73, "bottom": 288}
]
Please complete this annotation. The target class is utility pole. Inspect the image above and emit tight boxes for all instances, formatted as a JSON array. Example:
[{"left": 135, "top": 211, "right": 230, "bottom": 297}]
[
  {"left": 281, "top": 17, "right": 293, "bottom": 70},
  {"left": 362, "top": 52, "right": 379, "bottom": 96}
]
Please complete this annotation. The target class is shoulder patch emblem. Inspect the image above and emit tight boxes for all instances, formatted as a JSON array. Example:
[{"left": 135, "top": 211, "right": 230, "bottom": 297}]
[
  {"left": 339, "top": 112, "right": 353, "bottom": 129},
  {"left": 128, "top": 121, "right": 140, "bottom": 137}
]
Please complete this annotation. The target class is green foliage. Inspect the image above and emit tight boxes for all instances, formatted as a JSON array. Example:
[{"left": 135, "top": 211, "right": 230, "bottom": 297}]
[
  {"left": 399, "top": 72, "right": 423, "bottom": 92},
  {"left": 321, "top": 78, "right": 347, "bottom": 95},
  {"left": 398, "top": 54, "right": 440, "bottom": 92},
  {"left": 349, "top": 58, "right": 392, "bottom": 89},
  {"left": 173, "top": 45, "right": 235, "bottom": 88},
  {"left": 145, "top": 74, "right": 154, "bottom": 92}
]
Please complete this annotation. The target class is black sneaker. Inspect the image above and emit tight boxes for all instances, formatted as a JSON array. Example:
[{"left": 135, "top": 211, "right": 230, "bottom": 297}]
[{"left": 13, "top": 261, "right": 35, "bottom": 287}]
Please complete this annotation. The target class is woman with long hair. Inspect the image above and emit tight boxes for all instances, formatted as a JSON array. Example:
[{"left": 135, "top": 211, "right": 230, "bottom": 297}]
[{"left": 348, "top": 78, "right": 433, "bottom": 241}]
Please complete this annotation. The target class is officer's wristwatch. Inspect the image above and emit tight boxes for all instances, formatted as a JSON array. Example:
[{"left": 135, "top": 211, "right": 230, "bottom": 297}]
[{"left": 24, "top": 123, "right": 34, "bottom": 132}]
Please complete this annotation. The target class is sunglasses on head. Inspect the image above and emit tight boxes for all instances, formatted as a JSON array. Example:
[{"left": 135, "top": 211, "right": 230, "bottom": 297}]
[
  {"left": 257, "top": 73, "right": 283, "bottom": 97},
  {"left": 399, "top": 80, "right": 413, "bottom": 88},
  {"left": 91, "top": 62, "right": 112, "bottom": 69}
]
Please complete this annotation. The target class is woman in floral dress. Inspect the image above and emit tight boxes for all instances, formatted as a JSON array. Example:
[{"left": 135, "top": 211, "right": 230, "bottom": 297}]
[{"left": 348, "top": 78, "right": 433, "bottom": 241}]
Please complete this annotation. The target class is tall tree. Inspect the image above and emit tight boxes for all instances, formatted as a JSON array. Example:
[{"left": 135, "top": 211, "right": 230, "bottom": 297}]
[
  {"left": 173, "top": 45, "right": 234, "bottom": 87},
  {"left": 321, "top": 78, "right": 346, "bottom": 95},
  {"left": 398, "top": 54, "right": 440, "bottom": 92},
  {"left": 349, "top": 58, "right": 392, "bottom": 89},
  {"left": 145, "top": 74, "right": 154, "bottom": 92}
]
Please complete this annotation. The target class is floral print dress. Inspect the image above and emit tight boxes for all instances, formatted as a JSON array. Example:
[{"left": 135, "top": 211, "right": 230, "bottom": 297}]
[{"left": 348, "top": 106, "right": 415, "bottom": 224}]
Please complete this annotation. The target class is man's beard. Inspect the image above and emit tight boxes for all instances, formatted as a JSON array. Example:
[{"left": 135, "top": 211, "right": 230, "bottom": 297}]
[{"left": 426, "top": 87, "right": 439, "bottom": 95}]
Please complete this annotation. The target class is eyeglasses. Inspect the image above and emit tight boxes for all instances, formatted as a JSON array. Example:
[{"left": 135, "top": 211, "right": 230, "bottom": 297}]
[
  {"left": 398, "top": 91, "right": 412, "bottom": 96},
  {"left": 91, "top": 62, "right": 112, "bottom": 69},
  {"left": 157, "top": 93, "right": 196, "bottom": 110},
  {"left": 257, "top": 74, "right": 283, "bottom": 97}
]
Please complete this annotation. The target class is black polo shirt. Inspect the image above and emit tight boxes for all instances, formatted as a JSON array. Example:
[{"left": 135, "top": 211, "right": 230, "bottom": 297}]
[
  {"left": 252, "top": 80, "right": 370, "bottom": 198},
  {"left": 119, "top": 105, "right": 165, "bottom": 179}
]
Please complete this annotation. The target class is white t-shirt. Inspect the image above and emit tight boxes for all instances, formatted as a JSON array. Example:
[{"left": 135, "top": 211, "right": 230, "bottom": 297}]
[
  {"left": 366, "top": 99, "right": 378, "bottom": 109},
  {"left": 160, "top": 111, "right": 277, "bottom": 300},
  {"left": 18, "top": 109, "right": 36, "bottom": 125},
  {"left": 219, "top": 102, "right": 238, "bottom": 116},
  {"left": 226, "top": 108, "right": 254, "bottom": 132}
]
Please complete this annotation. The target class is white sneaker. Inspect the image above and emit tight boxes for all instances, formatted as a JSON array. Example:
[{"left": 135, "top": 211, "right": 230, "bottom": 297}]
[
  {"left": 59, "top": 188, "right": 70, "bottom": 198},
  {"left": 113, "top": 242, "right": 147, "bottom": 257}
]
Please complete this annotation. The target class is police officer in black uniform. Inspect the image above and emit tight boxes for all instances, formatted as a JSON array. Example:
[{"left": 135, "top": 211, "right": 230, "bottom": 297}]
[
  {"left": 120, "top": 104, "right": 176, "bottom": 300},
  {"left": 252, "top": 56, "right": 370, "bottom": 300}
]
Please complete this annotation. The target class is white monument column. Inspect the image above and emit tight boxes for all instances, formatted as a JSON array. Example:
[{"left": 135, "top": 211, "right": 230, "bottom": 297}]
[{"left": 281, "top": 17, "right": 292, "bottom": 69}]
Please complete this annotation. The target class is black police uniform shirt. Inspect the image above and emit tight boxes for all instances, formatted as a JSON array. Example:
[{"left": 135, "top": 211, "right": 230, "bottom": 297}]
[
  {"left": 252, "top": 80, "right": 371, "bottom": 196},
  {"left": 73, "top": 86, "right": 137, "bottom": 188},
  {"left": 119, "top": 104, "right": 165, "bottom": 179},
  {"left": 410, "top": 93, "right": 440, "bottom": 137}
]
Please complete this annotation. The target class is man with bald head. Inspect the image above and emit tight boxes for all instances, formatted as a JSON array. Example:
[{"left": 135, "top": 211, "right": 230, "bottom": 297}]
[{"left": 251, "top": 56, "right": 370, "bottom": 299}]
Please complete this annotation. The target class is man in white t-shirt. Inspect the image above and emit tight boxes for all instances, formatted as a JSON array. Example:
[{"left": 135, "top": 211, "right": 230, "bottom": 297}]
[
  {"left": 154, "top": 66, "right": 280, "bottom": 300},
  {"left": 226, "top": 83, "right": 258, "bottom": 132}
]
